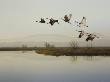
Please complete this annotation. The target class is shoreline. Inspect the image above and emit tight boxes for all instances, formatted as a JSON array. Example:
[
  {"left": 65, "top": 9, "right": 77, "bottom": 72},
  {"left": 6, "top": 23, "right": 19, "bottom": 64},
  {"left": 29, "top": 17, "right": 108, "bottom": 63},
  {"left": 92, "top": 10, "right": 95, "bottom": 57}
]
[
  {"left": 36, "top": 47, "right": 110, "bottom": 56},
  {"left": 0, "top": 47, "right": 110, "bottom": 56}
]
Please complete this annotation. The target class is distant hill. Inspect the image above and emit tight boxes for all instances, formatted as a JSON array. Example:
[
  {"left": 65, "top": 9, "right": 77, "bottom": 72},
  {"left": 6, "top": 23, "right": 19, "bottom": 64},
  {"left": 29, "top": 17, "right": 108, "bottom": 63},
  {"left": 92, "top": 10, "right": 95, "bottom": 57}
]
[
  {"left": 1, "top": 34, "right": 73, "bottom": 42},
  {"left": 0, "top": 34, "right": 109, "bottom": 47},
  {"left": 0, "top": 34, "right": 73, "bottom": 47}
]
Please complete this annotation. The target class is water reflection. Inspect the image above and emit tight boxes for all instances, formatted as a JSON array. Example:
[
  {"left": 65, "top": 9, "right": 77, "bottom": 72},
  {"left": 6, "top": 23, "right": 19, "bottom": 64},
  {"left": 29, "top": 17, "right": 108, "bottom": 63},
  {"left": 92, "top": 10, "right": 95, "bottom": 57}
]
[
  {"left": 83, "top": 56, "right": 96, "bottom": 61},
  {"left": 0, "top": 51, "right": 110, "bottom": 82},
  {"left": 70, "top": 56, "right": 78, "bottom": 62},
  {"left": 67, "top": 56, "right": 109, "bottom": 63}
]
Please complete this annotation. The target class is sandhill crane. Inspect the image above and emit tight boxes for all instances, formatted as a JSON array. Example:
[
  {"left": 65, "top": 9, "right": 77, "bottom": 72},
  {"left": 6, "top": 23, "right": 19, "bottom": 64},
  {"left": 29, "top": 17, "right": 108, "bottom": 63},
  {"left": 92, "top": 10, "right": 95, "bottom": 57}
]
[
  {"left": 78, "top": 30, "right": 85, "bottom": 38},
  {"left": 86, "top": 33, "right": 100, "bottom": 47},
  {"left": 78, "top": 17, "right": 88, "bottom": 27},
  {"left": 47, "top": 18, "right": 59, "bottom": 26},
  {"left": 86, "top": 34, "right": 99, "bottom": 42},
  {"left": 61, "top": 14, "right": 72, "bottom": 24},
  {"left": 36, "top": 18, "right": 46, "bottom": 23}
]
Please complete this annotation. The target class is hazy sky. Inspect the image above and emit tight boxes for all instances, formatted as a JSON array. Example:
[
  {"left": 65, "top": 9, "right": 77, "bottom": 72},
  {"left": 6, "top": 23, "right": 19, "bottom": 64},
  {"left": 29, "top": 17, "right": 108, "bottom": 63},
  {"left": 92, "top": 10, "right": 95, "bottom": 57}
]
[{"left": 0, "top": 0, "right": 110, "bottom": 45}]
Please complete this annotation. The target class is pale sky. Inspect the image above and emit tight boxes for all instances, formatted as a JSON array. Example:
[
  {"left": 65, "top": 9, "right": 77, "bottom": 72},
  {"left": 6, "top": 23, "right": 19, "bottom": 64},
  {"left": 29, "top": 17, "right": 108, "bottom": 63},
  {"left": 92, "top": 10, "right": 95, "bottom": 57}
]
[{"left": 0, "top": 0, "right": 110, "bottom": 46}]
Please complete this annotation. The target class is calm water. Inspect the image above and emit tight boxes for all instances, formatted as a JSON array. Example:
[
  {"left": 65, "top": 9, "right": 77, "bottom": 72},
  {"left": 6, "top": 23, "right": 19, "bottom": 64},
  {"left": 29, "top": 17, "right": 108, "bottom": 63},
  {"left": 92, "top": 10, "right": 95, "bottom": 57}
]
[{"left": 0, "top": 51, "right": 110, "bottom": 82}]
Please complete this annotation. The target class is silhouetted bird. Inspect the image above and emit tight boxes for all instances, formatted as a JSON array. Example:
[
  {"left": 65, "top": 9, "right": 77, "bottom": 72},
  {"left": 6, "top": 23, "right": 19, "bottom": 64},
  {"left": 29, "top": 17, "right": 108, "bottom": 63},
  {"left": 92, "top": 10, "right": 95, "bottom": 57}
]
[
  {"left": 86, "top": 34, "right": 98, "bottom": 41},
  {"left": 36, "top": 18, "right": 46, "bottom": 23},
  {"left": 61, "top": 14, "right": 72, "bottom": 24},
  {"left": 78, "top": 31, "right": 85, "bottom": 38},
  {"left": 47, "top": 18, "right": 59, "bottom": 26}
]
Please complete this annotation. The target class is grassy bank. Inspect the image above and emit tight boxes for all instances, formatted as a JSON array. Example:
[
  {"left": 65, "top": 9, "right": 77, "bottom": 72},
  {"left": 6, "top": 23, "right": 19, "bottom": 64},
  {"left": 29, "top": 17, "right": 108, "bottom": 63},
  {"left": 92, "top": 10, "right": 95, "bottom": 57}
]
[{"left": 36, "top": 47, "right": 110, "bottom": 56}]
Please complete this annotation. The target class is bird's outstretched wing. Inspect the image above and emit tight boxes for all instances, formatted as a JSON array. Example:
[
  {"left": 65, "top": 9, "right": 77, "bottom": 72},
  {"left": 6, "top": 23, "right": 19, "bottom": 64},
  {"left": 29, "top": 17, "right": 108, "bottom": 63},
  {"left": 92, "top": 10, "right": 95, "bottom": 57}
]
[{"left": 69, "top": 14, "right": 72, "bottom": 20}]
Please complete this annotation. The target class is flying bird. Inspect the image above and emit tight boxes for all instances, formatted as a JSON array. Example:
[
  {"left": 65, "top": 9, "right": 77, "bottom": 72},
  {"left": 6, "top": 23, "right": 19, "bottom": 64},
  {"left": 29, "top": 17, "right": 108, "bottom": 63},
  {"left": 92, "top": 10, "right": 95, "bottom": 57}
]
[
  {"left": 77, "top": 30, "right": 89, "bottom": 38},
  {"left": 47, "top": 18, "right": 59, "bottom": 26},
  {"left": 78, "top": 17, "right": 88, "bottom": 27},
  {"left": 86, "top": 33, "right": 99, "bottom": 42},
  {"left": 78, "top": 30, "right": 85, "bottom": 38},
  {"left": 61, "top": 14, "right": 72, "bottom": 24},
  {"left": 36, "top": 18, "right": 46, "bottom": 23}
]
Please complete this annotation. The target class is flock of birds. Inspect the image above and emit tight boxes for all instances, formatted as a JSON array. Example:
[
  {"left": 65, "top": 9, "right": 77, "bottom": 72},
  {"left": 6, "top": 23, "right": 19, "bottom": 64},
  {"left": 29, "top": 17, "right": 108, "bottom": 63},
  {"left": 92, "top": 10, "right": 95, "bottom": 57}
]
[{"left": 35, "top": 14, "right": 100, "bottom": 42}]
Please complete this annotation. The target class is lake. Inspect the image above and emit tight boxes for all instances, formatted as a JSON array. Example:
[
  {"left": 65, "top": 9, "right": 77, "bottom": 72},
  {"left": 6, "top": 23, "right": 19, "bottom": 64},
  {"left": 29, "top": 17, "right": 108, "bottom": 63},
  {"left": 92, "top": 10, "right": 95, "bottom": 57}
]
[{"left": 0, "top": 51, "right": 110, "bottom": 82}]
